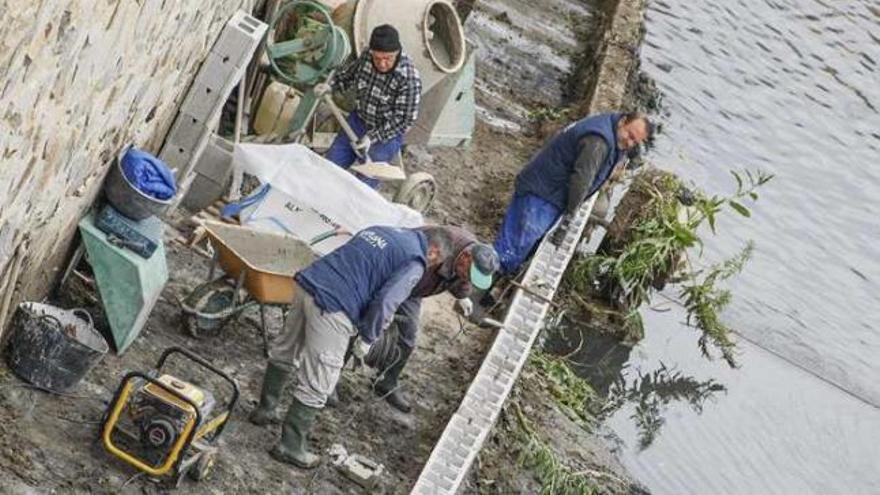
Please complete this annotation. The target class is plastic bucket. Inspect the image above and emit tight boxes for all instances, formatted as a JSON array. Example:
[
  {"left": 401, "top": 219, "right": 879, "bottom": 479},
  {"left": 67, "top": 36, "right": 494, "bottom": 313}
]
[{"left": 6, "top": 303, "right": 109, "bottom": 393}]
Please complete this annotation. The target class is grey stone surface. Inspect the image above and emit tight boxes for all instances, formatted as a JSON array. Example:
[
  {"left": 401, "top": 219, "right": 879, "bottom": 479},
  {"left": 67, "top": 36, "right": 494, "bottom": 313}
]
[{"left": 0, "top": 0, "right": 254, "bottom": 336}]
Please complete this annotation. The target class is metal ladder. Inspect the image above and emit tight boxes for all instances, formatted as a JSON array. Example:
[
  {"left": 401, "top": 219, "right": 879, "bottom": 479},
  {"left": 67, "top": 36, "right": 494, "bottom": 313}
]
[{"left": 411, "top": 196, "right": 597, "bottom": 494}]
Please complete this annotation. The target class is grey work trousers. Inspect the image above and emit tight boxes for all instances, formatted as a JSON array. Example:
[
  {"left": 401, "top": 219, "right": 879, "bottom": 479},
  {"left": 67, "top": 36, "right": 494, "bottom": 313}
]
[{"left": 269, "top": 282, "right": 356, "bottom": 409}]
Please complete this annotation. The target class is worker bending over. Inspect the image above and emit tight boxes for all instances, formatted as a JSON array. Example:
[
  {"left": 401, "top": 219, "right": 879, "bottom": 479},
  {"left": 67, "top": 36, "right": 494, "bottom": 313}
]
[
  {"left": 494, "top": 112, "right": 653, "bottom": 275},
  {"left": 318, "top": 24, "right": 422, "bottom": 187},
  {"left": 368, "top": 226, "right": 499, "bottom": 413},
  {"left": 249, "top": 225, "right": 446, "bottom": 469}
]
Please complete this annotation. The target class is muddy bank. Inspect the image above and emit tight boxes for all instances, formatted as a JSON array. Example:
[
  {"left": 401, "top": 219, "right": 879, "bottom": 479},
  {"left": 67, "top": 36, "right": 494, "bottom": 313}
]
[
  {"left": 0, "top": 241, "right": 496, "bottom": 494},
  {"left": 0, "top": 0, "right": 649, "bottom": 493}
]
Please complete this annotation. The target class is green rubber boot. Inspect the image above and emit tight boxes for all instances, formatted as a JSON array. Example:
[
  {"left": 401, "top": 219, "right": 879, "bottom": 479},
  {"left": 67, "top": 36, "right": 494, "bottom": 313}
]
[
  {"left": 249, "top": 361, "right": 291, "bottom": 426},
  {"left": 374, "top": 344, "right": 414, "bottom": 413},
  {"left": 269, "top": 398, "right": 321, "bottom": 469}
]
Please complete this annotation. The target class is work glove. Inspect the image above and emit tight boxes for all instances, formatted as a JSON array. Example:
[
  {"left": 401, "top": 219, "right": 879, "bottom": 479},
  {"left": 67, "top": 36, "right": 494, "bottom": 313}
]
[
  {"left": 454, "top": 298, "right": 474, "bottom": 317},
  {"left": 352, "top": 337, "right": 372, "bottom": 360},
  {"left": 550, "top": 215, "right": 571, "bottom": 248},
  {"left": 314, "top": 82, "right": 332, "bottom": 96},
  {"left": 355, "top": 135, "right": 372, "bottom": 153}
]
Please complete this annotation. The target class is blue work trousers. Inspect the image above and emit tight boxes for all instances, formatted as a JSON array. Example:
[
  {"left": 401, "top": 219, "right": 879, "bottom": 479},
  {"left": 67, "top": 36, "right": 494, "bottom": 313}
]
[
  {"left": 325, "top": 112, "right": 404, "bottom": 189},
  {"left": 493, "top": 192, "right": 562, "bottom": 275}
]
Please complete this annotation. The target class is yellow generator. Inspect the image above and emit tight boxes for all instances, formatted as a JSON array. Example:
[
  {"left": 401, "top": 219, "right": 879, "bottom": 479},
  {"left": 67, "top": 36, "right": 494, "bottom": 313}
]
[{"left": 100, "top": 347, "right": 239, "bottom": 484}]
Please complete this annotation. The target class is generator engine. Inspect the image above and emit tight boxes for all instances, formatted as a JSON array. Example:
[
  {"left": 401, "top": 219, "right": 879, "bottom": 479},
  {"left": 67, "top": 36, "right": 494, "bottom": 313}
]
[
  {"left": 101, "top": 347, "right": 238, "bottom": 483},
  {"left": 128, "top": 375, "right": 216, "bottom": 456}
]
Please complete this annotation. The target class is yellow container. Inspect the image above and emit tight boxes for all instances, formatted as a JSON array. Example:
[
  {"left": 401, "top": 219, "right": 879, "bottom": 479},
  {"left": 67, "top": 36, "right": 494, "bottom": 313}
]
[{"left": 254, "top": 81, "right": 302, "bottom": 136}]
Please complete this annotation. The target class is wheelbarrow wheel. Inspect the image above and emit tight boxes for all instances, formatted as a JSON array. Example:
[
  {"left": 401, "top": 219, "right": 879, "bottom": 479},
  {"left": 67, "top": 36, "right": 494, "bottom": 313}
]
[
  {"left": 188, "top": 451, "right": 216, "bottom": 482},
  {"left": 395, "top": 172, "right": 437, "bottom": 213}
]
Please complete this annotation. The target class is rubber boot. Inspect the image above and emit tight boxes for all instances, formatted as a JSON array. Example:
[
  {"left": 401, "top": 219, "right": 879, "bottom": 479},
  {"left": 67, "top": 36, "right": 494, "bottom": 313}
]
[
  {"left": 249, "top": 361, "right": 291, "bottom": 426},
  {"left": 269, "top": 399, "right": 321, "bottom": 469},
  {"left": 373, "top": 345, "right": 413, "bottom": 413}
]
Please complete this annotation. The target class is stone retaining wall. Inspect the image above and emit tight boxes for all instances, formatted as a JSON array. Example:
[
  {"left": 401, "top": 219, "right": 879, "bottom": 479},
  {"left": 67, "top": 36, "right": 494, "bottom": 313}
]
[{"left": 0, "top": 0, "right": 251, "bottom": 336}]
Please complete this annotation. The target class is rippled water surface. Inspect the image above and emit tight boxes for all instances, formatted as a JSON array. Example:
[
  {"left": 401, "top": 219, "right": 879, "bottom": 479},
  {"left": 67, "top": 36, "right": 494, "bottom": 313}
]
[{"left": 581, "top": 0, "right": 880, "bottom": 493}]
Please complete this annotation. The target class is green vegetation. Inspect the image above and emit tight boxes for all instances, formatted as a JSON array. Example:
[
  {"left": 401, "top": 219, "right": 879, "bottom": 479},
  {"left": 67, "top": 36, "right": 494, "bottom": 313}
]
[
  {"left": 527, "top": 351, "right": 600, "bottom": 428},
  {"left": 512, "top": 402, "right": 599, "bottom": 495},
  {"left": 681, "top": 243, "right": 754, "bottom": 366},
  {"left": 528, "top": 107, "right": 572, "bottom": 123},
  {"left": 567, "top": 167, "right": 772, "bottom": 366}
]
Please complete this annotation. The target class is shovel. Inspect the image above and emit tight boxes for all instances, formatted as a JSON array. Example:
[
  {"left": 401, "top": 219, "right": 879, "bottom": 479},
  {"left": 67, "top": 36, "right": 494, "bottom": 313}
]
[{"left": 321, "top": 93, "right": 406, "bottom": 181}]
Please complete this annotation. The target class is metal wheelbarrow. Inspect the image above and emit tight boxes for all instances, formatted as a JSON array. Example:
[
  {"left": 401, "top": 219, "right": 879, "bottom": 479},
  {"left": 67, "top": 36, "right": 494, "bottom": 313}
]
[{"left": 181, "top": 221, "right": 340, "bottom": 356}]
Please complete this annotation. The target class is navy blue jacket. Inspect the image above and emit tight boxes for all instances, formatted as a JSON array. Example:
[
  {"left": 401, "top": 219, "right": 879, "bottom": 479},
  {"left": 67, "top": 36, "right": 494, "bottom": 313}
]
[
  {"left": 296, "top": 226, "right": 428, "bottom": 342},
  {"left": 515, "top": 113, "right": 623, "bottom": 210}
]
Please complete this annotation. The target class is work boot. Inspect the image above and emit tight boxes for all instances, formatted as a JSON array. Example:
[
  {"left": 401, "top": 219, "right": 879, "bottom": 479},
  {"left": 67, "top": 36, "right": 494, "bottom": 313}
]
[
  {"left": 249, "top": 361, "right": 291, "bottom": 426},
  {"left": 269, "top": 399, "right": 321, "bottom": 469},
  {"left": 373, "top": 345, "right": 413, "bottom": 413}
]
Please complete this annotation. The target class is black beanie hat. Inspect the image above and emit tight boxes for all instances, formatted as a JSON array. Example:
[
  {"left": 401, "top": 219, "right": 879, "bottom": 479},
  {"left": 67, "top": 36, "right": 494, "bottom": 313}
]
[{"left": 370, "top": 24, "right": 401, "bottom": 52}]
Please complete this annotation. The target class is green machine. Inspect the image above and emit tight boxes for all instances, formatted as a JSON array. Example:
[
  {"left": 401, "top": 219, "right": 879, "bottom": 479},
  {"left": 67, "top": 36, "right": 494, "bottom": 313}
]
[
  {"left": 264, "top": 0, "right": 352, "bottom": 138},
  {"left": 256, "top": 0, "right": 444, "bottom": 212},
  {"left": 79, "top": 213, "right": 168, "bottom": 354}
]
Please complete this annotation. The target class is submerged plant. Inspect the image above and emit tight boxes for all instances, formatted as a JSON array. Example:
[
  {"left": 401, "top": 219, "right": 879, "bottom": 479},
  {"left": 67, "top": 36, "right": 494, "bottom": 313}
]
[
  {"left": 512, "top": 403, "right": 599, "bottom": 495},
  {"left": 567, "top": 167, "right": 773, "bottom": 366},
  {"left": 528, "top": 351, "right": 601, "bottom": 428}
]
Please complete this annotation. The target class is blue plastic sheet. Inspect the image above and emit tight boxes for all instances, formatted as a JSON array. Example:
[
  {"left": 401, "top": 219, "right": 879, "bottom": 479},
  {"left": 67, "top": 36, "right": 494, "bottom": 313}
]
[
  {"left": 493, "top": 192, "right": 561, "bottom": 275},
  {"left": 121, "top": 148, "right": 176, "bottom": 200}
]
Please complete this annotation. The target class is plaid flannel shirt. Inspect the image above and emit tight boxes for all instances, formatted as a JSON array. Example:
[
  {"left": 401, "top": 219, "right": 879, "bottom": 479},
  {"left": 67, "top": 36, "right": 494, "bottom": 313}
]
[{"left": 331, "top": 51, "right": 422, "bottom": 142}]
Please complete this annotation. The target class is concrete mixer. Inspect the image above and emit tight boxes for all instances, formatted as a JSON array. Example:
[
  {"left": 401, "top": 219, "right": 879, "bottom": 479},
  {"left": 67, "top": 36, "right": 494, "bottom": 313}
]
[{"left": 257, "top": 0, "right": 475, "bottom": 212}]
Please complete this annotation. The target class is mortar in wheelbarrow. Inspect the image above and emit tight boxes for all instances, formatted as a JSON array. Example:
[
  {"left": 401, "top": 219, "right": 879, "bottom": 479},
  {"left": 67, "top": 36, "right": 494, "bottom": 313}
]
[{"left": 203, "top": 221, "right": 317, "bottom": 304}]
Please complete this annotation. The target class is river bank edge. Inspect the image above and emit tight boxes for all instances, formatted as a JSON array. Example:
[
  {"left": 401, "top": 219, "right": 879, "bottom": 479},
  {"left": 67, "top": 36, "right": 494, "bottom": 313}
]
[{"left": 461, "top": 0, "right": 653, "bottom": 493}]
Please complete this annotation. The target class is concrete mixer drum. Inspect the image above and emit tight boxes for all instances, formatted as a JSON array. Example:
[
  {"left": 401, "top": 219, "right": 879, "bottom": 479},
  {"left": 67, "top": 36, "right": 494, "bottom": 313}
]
[{"left": 350, "top": 0, "right": 467, "bottom": 92}]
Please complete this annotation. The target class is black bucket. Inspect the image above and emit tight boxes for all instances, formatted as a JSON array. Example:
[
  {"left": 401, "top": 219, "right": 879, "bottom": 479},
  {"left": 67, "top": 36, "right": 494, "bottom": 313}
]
[{"left": 6, "top": 303, "right": 109, "bottom": 393}]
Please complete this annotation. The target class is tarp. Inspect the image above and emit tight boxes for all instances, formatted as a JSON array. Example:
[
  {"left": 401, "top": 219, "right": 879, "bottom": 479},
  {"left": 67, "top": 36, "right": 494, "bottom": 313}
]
[
  {"left": 121, "top": 148, "right": 176, "bottom": 200},
  {"left": 232, "top": 143, "right": 423, "bottom": 235}
]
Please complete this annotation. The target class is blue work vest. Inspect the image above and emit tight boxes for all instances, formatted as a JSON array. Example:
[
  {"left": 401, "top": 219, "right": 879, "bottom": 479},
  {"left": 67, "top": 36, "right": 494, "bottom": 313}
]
[
  {"left": 295, "top": 226, "right": 427, "bottom": 326},
  {"left": 515, "top": 113, "right": 623, "bottom": 210}
]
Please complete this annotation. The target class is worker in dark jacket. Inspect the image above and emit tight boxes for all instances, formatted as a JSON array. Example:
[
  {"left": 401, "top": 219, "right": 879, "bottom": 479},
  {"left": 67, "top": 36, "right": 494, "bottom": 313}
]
[
  {"left": 372, "top": 226, "right": 499, "bottom": 413},
  {"left": 493, "top": 112, "right": 653, "bottom": 274},
  {"left": 249, "top": 226, "right": 444, "bottom": 470},
  {"left": 317, "top": 24, "right": 422, "bottom": 188}
]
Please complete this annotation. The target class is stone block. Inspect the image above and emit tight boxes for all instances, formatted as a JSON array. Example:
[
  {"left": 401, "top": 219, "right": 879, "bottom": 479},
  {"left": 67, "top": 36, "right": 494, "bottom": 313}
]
[
  {"left": 194, "top": 135, "right": 234, "bottom": 183},
  {"left": 210, "top": 10, "right": 267, "bottom": 67},
  {"left": 180, "top": 53, "right": 242, "bottom": 122},
  {"left": 159, "top": 132, "right": 210, "bottom": 175},
  {"left": 165, "top": 112, "right": 212, "bottom": 154}
]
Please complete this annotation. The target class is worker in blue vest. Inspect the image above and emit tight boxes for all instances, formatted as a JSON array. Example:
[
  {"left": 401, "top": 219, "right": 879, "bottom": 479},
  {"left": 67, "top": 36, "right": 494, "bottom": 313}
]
[
  {"left": 493, "top": 112, "right": 654, "bottom": 275},
  {"left": 248, "top": 226, "right": 447, "bottom": 469}
]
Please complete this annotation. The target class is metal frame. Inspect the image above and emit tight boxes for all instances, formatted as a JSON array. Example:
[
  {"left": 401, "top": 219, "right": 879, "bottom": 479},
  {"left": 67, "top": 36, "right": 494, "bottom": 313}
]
[{"left": 101, "top": 347, "right": 239, "bottom": 479}]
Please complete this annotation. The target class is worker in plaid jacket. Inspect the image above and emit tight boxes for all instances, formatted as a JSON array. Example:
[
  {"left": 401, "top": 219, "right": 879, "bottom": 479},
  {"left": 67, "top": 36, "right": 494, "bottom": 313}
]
[{"left": 317, "top": 24, "right": 422, "bottom": 188}]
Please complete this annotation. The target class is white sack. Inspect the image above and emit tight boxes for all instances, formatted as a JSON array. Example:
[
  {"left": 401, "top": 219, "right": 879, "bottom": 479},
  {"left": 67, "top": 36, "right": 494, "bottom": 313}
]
[{"left": 232, "top": 142, "right": 423, "bottom": 233}]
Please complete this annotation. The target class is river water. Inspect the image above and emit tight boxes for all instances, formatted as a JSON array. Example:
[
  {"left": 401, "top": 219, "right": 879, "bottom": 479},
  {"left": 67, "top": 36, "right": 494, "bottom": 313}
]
[{"left": 565, "top": 0, "right": 880, "bottom": 493}]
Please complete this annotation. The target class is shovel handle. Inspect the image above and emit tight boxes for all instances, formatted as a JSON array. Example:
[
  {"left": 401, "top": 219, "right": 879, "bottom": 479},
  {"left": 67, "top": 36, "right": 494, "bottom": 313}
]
[{"left": 322, "top": 93, "right": 367, "bottom": 160}]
